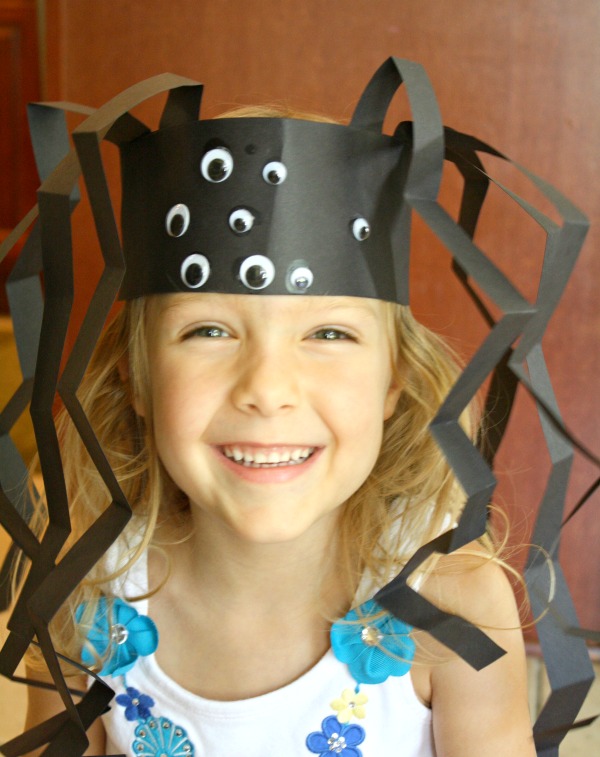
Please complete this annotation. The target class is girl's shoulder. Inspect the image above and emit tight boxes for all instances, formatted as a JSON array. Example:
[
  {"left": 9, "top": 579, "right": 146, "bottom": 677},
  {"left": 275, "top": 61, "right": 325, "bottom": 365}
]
[
  {"left": 420, "top": 543, "right": 521, "bottom": 627},
  {"left": 413, "top": 544, "right": 536, "bottom": 756}
]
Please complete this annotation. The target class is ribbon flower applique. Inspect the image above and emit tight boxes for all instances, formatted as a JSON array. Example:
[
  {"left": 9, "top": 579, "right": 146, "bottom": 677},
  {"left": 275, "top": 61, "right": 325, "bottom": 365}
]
[
  {"left": 330, "top": 598, "right": 415, "bottom": 685},
  {"left": 76, "top": 596, "right": 159, "bottom": 676},
  {"left": 330, "top": 688, "right": 368, "bottom": 723},
  {"left": 306, "top": 715, "right": 366, "bottom": 757},
  {"left": 116, "top": 686, "right": 155, "bottom": 721}
]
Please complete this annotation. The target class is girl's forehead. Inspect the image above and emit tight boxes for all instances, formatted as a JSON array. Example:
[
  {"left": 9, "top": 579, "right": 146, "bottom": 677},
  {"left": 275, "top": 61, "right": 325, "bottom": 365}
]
[{"left": 154, "top": 292, "right": 387, "bottom": 320}]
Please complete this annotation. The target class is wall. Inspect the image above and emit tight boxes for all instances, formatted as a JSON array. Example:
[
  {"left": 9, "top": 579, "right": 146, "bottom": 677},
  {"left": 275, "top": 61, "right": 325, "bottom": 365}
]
[
  {"left": 0, "top": 0, "right": 40, "bottom": 310},
  {"left": 30, "top": 0, "right": 600, "bottom": 633}
]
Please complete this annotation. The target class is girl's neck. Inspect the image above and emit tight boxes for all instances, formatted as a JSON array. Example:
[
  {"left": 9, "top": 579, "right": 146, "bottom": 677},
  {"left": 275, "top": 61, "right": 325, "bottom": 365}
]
[
  {"left": 148, "top": 506, "right": 352, "bottom": 700},
  {"left": 157, "top": 505, "right": 350, "bottom": 618}
]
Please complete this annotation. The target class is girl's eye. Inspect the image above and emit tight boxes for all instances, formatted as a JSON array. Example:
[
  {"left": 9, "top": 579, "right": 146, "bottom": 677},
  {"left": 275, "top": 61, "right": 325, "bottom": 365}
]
[
  {"left": 311, "top": 328, "right": 354, "bottom": 341},
  {"left": 184, "top": 326, "right": 230, "bottom": 339}
]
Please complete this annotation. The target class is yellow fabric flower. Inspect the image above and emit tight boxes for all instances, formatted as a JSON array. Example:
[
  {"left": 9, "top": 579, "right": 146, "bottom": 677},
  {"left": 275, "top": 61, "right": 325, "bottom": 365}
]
[{"left": 330, "top": 688, "right": 368, "bottom": 723}]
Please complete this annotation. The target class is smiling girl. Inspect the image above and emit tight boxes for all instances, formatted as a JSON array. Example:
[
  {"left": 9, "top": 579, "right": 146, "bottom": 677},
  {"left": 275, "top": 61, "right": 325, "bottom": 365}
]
[
  {"left": 8, "top": 57, "right": 581, "bottom": 756},
  {"left": 22, "top": 288, "right": 534, "bottom": 756}
]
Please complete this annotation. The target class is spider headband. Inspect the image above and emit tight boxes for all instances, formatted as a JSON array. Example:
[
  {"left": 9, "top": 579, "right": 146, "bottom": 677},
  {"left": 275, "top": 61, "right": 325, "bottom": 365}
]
[
  {"left": 120, "top": 118, "right": 406, "bottom": 301},
  {"left": 0, "top": 58, "right": 597, "bottom": 756}
]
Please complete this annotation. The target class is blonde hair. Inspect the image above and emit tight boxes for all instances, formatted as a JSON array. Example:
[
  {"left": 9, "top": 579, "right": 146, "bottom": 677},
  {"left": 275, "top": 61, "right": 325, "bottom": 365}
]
[
  {"left": 21, "top": 296, "right": 480, "bottom": 669},
  {"left": 19, "top": 105, "right": 490, "bottom": 670}
]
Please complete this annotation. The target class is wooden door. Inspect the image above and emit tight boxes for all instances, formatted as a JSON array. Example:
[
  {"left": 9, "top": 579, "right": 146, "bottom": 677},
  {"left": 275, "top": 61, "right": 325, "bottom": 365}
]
[{"left": 0, "top": 0, "right": 40, "bottom": 311}]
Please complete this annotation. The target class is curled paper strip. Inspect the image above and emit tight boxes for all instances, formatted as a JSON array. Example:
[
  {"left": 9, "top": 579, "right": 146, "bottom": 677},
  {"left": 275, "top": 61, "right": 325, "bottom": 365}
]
[{"left": 0, "top": 58, "right": 597, "bottom": 755}]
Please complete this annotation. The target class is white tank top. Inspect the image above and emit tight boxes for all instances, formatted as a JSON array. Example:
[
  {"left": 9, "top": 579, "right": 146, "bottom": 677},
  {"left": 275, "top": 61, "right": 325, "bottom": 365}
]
[{"left": 100, "top": 553, "right": 436, "bottom": 756}]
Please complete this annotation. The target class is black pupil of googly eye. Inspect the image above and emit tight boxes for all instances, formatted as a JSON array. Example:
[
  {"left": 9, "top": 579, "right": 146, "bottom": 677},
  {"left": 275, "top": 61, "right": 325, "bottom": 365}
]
[
  {"left": 262, "top": 161, "right": 287, "bottom": 186},
  {"left": 229, "top": 209, "right": 255, "bottom": 234},
  {"left": 208, "top": 159, "right": 228, "bottom": 182},
  {"left": 352, "top": 218, "right": 371, "bottom": 241},
  {"left": 169, "top": 213, "right": 186, "bottom": 237},
  {"left": 286, "top": 263, "right": 313, "bottom": 294},
  {"left": 184, "top": 263, "right": 203, "bottom": 287},
  {"left": 246, "top": 265, "right": 268, "bottom": 288}
]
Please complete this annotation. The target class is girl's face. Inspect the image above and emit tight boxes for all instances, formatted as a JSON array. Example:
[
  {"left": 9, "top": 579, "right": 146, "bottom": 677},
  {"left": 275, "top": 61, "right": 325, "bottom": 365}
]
[{"left": 139, "top": 293, "right": 401, "bottom": 545}]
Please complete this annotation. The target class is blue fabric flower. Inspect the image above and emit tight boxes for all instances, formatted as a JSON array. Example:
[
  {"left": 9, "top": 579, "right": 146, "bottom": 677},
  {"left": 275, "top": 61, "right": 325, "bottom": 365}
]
[
  {"left": 306, "top": 715, "right": 365, "bottom": 756},
  {"left": 331, "top": 598, "right": 414, "bottom": 684},
  {"left": 76, "top": 596, "right": 159, "bottom": 676},
  {"left": 115, "top": 686, "right": 155, "bottom": 721}
]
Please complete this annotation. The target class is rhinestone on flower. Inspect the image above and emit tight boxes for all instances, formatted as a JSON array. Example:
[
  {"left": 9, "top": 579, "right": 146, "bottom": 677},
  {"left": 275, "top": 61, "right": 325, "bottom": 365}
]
[
  {"left": 110, "top": 624, "right": 129, "bottom": 645},
  {"left": 360, "top": 626, "right": 383, "bottom": 647},
  {"left": 328, "top": 732, "right": 347, "bottom": 753}
]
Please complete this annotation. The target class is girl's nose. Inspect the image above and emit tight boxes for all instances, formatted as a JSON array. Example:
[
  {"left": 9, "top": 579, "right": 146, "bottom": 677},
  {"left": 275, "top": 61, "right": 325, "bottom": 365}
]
[{"left": 230, "top": 347, "right": 300, "bottom": 416}]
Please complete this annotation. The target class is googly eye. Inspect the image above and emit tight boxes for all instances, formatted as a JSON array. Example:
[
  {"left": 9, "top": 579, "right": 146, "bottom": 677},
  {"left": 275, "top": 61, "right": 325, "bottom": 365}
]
[
  {"left": 165, "top": 204, "right": 190, "bottom": 238},
  {"left": 180, "top": 254, "right": 210, "bottom": 289},
  {"left": 286, "top": 263, "right": 313, "bottom": 293},
  {"left": 229, "top": 208, "right": 255, "bottom": 234},
  {"left": 200, "top": 147, "right": 233, "bottom": 183},
  {"left": 239, "top": 255, "right": 275, "bottom": 291},
  {"left": 262, "top": 161, "right": 287, "bottom": 185},
  {"left": 351, "top": 217, "right": 371, "bottom": 241}
]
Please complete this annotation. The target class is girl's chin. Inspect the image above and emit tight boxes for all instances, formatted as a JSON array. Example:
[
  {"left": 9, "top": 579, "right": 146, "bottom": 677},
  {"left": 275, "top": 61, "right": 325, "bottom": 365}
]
[{"left": 222, "top": 508, "right": 341, "bottom": 547}]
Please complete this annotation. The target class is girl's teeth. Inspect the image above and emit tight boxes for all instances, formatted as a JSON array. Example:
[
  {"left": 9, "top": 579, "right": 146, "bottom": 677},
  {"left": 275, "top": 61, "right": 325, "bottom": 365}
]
[{"left": 223, "top": 446, "right": 314, "bottom": 467}]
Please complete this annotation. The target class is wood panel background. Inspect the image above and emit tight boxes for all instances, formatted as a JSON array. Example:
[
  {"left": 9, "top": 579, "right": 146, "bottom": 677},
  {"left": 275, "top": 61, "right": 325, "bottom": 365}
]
[
  {"left": 0, "top": 0, "right": 40, "bottom": 310},
  {"left": 15, "top": 0, "right": 600, "bottom": 633}
]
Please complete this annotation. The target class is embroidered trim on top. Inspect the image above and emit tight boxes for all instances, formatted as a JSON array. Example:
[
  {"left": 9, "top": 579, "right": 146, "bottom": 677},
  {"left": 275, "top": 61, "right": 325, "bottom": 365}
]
[{"left": 116, "top": 685, "right": 195, "bottom": 756}]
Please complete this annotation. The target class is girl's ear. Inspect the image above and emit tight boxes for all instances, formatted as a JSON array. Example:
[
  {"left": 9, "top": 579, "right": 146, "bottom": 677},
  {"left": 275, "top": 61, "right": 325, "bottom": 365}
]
[
  {"left": 118, "top": 355, "right": 146, "bottom": 417},
  {"left": 383, "top": 375, "right": 403, "bottom": 420}
]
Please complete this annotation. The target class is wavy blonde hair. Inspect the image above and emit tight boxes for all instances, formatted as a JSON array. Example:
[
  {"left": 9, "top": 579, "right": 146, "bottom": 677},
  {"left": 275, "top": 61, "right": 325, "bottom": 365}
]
[
  {"left": 19, "top": 105, "right": 493, "bottom": 670},
  {"left": 21, "top": 297, "right": 480, "bottom": 669}
]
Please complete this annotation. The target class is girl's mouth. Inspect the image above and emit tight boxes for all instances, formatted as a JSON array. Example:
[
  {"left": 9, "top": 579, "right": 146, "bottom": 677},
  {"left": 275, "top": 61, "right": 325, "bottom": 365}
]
[{"left": 221, "top": 445, "right": 316, "bottom": 468}]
